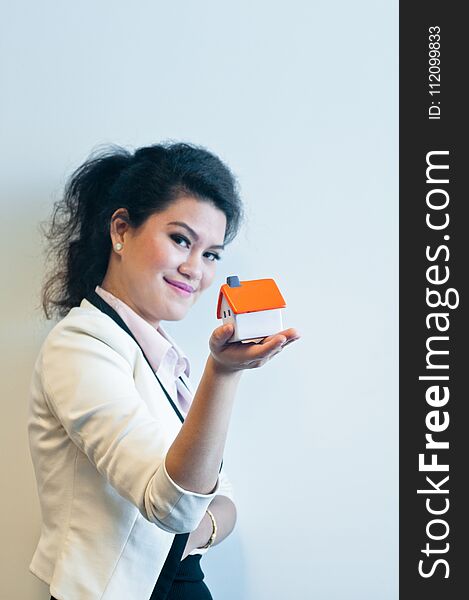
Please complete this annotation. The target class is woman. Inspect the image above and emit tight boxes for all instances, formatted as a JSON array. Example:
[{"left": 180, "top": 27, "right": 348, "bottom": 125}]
[{"left": 28, "top": 142, "right": 300, "bottom": 600}]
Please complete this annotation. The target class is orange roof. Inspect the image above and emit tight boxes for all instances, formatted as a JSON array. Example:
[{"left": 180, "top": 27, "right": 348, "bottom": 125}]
[{"left": 217, "top": 278, "right": 286, "bottom": 318}]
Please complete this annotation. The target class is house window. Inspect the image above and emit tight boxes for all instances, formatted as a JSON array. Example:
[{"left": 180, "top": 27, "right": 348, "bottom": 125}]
[
  {"left": 228, "top": 309, "right": 231, "bottom": 316},
  {"left": 223, "top": 310, "right": 226, "bottom": 318}
]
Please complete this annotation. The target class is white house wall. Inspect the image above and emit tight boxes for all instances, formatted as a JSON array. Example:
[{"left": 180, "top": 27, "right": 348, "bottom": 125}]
[{"left": 233, "top": 309, "right": 283, "bottom": 341}]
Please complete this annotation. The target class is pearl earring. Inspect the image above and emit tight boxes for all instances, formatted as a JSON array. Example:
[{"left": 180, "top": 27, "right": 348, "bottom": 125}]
[{"left": 114, "top": 242, "right": 123, "bottom": 251}]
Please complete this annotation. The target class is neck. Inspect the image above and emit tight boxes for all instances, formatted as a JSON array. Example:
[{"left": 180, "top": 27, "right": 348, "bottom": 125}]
[{"left": 99, "top": 275, "right": 161, "bottom": 330}]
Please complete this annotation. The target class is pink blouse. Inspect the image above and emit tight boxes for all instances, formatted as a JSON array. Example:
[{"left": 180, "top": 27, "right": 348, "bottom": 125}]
[{"left": 95, "top": 285, "right": 193, "bottom": 416}]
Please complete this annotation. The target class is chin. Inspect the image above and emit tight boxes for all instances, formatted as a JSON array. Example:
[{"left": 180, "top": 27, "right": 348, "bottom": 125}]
[{"left": 162, "top": 307, "right": 191, "bottom": 322}]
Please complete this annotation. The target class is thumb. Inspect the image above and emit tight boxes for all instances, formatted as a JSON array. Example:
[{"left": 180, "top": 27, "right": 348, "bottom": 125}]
[{"left": 212, "top": 323, "right": 234, "bottom": 347}]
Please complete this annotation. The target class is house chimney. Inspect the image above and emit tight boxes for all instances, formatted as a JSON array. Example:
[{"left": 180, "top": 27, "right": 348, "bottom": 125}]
[{"left": 226, "top": 275, "right": 241, "bottom": 287}]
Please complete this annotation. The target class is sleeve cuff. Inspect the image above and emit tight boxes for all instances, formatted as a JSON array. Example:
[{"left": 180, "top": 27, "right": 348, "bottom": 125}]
[
  {"left": 188, "top": 546, "right": 210, "bottom": 556},
  {"left": 215, "top": 469, "right": 235, "bottom": 503},
  {"left": 162, "top": 458, "right": 220, "bottom": 497},
  {"left": 144, "top": 456, "right": 220, "bottom": 533}
]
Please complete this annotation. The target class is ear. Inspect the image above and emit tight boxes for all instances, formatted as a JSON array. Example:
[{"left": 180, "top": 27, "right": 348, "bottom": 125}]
[{"left": 110, "top": 208, "right": 131, "bottom": 249}]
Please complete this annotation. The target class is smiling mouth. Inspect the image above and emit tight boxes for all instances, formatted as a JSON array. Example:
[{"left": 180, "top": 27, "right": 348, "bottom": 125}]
[{"left": 163, "top": 277, "right": 195, "bottom": 295}]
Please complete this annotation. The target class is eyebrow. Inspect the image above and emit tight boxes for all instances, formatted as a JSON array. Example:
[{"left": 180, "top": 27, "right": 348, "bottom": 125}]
[{"left": 168, "top": 221, "right": 225, "bottom": 250}]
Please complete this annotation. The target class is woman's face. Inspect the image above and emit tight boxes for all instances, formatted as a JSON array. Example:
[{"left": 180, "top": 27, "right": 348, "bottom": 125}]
[{"left": 104, "top": 196, "right": 227, "bottom": 327}]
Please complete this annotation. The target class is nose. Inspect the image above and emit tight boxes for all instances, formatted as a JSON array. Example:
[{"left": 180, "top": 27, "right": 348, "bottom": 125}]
[{"left": 178, "top": 253, "right": 203, "bottom": 284}]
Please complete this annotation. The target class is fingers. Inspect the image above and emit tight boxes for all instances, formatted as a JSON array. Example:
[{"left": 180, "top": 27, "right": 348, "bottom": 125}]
[
  {"left": 260, "top": 328, "right": 295, "bottom": 344},
  {"left": 243, "top": 336, "right": 285, "bottom": 363},
  {"left": 258, "top": 328, "right": 300, "bottom": 350},
  {"left": 279, "top": 337, "right": 298, "bottom": 348},
  {"left": 271, "top": 328, "right": 300, "bottom": 343},
  {"left": 246, "top": 342, "right": 287, "bottom": 369},
  {"left": 249, "top": 328, "right": 301, "bottom": 361}
]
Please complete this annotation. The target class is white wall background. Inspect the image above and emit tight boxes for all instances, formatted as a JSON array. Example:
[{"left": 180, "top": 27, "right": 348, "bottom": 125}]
[{"left": 0, "top": 1, "right": 397, "bottom": 598}]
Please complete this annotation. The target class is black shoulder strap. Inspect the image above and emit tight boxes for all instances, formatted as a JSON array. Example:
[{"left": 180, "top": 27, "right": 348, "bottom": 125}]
[
  {"left": 85, "top": 290, "right": 185, "bottom": 422},
  {"left": 85, "top": 290, "right": 222, "bottom": 598}
]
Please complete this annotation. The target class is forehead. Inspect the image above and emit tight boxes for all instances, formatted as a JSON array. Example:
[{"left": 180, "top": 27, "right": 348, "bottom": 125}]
[{"left": 149, "top": 196, "right": 227, "bottom": 241}]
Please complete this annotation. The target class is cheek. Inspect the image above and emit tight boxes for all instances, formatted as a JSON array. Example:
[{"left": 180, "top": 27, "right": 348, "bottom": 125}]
[
  {"left": 140, "top": 241, "right": 174, "bottom": 271},
  {"left": 201, "top": 264, "right": 217, "bottom": 290}
]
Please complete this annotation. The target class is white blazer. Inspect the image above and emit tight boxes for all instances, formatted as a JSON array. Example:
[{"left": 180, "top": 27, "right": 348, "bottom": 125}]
[{"left": 28, "top": 299, "right": 234, "bottom": 600}]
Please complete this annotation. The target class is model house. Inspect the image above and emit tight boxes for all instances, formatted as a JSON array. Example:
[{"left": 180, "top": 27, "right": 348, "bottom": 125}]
[{"left": 217, "top": 275, "right": 286, "bottom": 342}]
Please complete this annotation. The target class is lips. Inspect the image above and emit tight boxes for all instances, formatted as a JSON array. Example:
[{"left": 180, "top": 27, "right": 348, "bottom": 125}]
[{"left": 163, "top": 277, "right": 195, "bottom": 294}]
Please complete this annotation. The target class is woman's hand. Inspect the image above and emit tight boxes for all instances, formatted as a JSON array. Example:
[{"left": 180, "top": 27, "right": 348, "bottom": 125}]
[{"left": 209, "top": 323, "right": 301, "bottom": 374}]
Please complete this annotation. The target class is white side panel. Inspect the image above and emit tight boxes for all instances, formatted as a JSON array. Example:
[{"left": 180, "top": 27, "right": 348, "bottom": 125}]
[{"left": 229, "top": 309, "right": 283, "bottom": 342}]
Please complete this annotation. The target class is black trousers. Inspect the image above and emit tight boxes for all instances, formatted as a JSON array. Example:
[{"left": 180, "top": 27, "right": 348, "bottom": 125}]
[
  {"left": 50, "top": 554, "right": 212, "bottom": 600},
  {"left": 155, "top": 554, "right": 213, "bottom": 600}
]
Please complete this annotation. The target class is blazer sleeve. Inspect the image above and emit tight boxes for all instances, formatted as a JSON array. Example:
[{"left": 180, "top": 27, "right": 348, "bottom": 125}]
[
  {"left": 40, "top": 313, "right": 219, "bottom": 534},
  {"left": 216, "top": 469, "right": 235, "bottom": 503}
]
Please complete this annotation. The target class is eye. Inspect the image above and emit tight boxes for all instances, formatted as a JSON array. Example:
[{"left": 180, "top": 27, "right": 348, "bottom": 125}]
[
  {"left": 204, "top": 251, "right": 221, "bottom": 262},
  {"left": 170, "top": 233, "right": 190, "bottom": 248}
]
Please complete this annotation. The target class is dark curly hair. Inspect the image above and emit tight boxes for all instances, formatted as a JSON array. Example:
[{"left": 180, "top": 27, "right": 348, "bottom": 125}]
[{"left": 42, "top": 141, "right": 244, "bottom": 319}]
